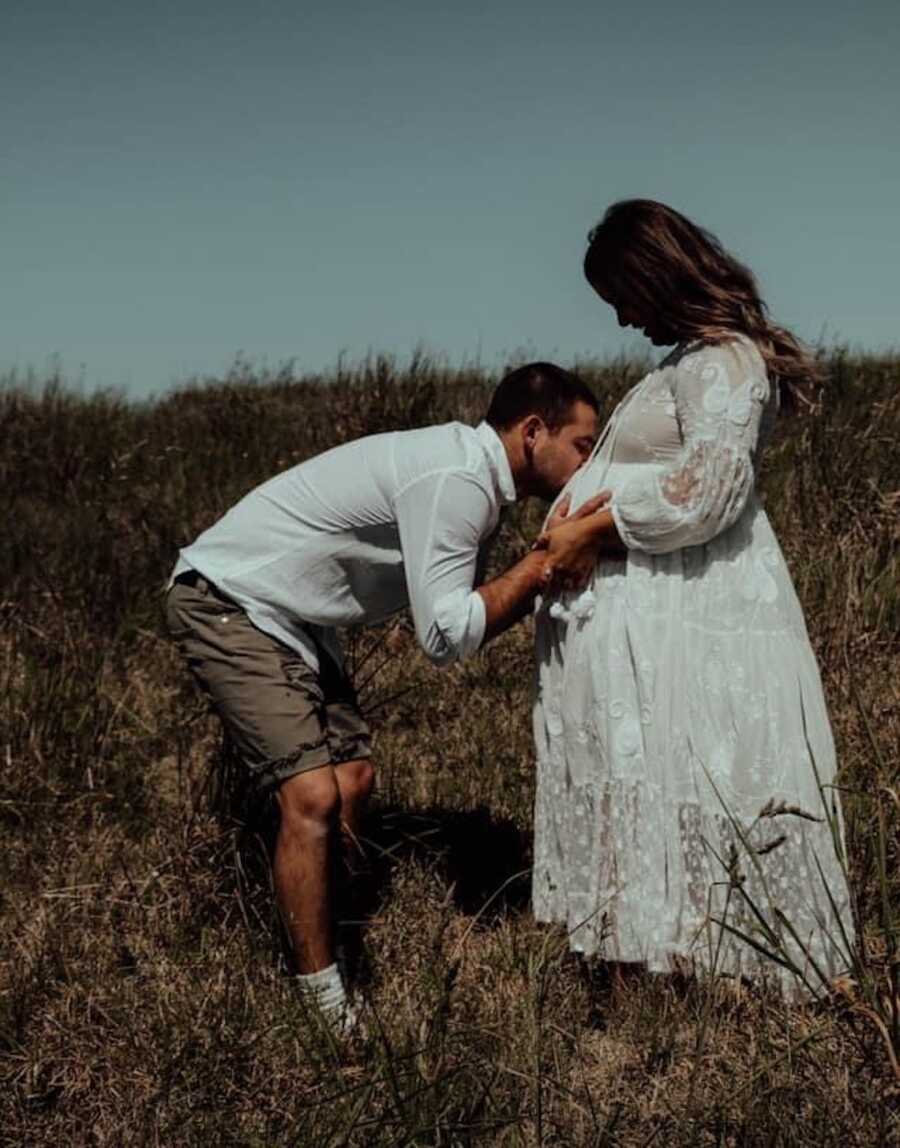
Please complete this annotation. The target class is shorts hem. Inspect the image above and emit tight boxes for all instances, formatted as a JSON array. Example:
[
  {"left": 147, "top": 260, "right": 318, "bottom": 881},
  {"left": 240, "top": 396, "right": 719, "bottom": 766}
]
[
  {"left": 258, "top": 742, "right": 334, "bottom": 791},
  {"left": 331, "top": 738, "right": 374, "bottom": 765}
]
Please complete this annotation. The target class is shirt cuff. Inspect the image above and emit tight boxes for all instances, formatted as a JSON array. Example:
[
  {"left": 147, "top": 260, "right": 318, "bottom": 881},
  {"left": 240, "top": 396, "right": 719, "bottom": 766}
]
[{"left": 431, "top": 587, "right": 487, "bottom": 664}]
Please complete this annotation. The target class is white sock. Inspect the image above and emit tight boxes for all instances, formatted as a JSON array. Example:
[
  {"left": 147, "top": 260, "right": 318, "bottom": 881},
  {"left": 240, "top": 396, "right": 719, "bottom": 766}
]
[{"left": 296, "top": 963, "right": 347, "bottom": 1015}]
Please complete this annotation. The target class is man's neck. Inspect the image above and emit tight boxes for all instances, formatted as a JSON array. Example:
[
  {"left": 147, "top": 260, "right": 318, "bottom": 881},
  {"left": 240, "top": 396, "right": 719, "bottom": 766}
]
[{"left": 497, "top": 429, "right": 530, "bottom": 500}]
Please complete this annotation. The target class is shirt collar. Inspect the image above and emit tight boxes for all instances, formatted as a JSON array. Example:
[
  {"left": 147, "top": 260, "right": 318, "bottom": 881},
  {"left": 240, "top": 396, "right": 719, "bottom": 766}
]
[{"left": 474, "top": 421, "right": 517, "bottom": 506}]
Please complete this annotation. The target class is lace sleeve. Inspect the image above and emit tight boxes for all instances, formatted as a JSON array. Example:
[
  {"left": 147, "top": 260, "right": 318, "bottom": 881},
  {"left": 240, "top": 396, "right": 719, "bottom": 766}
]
[{"left": 610, "top": 339, "right": 770, "bottom": 554}]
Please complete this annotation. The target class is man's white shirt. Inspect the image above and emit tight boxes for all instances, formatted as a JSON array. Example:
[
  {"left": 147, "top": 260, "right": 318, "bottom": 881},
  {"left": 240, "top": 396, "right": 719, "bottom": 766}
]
[{"left": 171, "top": 421, "right": 517, "bottom": 672}]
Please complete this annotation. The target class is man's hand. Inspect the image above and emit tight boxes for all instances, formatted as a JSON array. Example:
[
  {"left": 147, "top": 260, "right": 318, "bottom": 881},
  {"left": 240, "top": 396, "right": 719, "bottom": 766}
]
[
  {"left": 532, "top": 491, "right": 611, "bottom": 551},
  {"left": 476, "top": 491, "right": 620, "bottom": 647},
  {"left": 534, "top": 490, "right": 624, "bottom": 594}
]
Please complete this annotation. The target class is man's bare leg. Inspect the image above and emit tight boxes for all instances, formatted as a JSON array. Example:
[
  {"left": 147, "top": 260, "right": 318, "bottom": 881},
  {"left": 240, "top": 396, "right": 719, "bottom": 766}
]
[
  {"left": 334, "top": 757, "right": 375, "bottom": 868},
  {"left": 273, "top": 766, "right": 342, "bottom": 973},
  {"left": 271, "top": 759, "right": 374, "bottom": 974}
]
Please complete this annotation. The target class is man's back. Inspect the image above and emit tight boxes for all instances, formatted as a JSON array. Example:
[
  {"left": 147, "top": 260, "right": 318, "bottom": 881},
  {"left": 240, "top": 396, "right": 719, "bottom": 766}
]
[{"left": 173, "top": 419, "right": 516, "bottom": 669}]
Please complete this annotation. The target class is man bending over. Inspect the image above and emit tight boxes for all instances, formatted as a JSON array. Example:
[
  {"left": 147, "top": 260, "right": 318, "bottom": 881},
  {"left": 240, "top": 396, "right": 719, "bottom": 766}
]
[{"left": 165, "top": 361, "right": 607, "bottom": 1032}]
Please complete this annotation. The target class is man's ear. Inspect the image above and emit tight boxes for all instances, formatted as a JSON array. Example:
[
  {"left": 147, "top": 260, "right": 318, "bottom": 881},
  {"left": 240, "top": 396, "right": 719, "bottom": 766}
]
[
  {"left": 520, "top": 414, "right": 542, "bottom": 467},
  {"left": 522, "top": 414, "right": 543, "bottom": 448}
]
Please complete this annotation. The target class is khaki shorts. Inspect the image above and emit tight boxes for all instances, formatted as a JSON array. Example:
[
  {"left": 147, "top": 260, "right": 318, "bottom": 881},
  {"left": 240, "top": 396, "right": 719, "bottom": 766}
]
[{"left": 165, "top": 572, "right": 372, "bottom": 795}]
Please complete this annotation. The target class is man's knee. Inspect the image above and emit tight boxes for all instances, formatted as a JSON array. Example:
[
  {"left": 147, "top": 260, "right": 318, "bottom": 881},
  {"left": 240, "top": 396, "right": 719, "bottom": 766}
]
[
  {"left": 337, "top": 757, "right": 375, "bottom": 804},
  {"left": 276, "top": 768, "right": 341, "bottom": 839}
]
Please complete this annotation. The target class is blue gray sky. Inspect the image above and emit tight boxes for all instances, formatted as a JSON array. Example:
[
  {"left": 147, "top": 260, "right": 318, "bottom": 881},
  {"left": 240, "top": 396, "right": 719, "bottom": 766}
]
[{"left": 3, "top": 0, "right": 898, "bottom": 397}]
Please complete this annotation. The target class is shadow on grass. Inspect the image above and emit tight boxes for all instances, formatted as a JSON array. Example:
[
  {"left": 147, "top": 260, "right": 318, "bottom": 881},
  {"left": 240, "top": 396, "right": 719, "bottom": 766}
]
[
  {"left": 222, "top": 792, "right": 533, "bottom": 980},
  {"left": 361, "top": 802, "right": 533, "bottom": 917},
  {"left": 196, "top": 749, "right": 732, "bottom": 1014}
]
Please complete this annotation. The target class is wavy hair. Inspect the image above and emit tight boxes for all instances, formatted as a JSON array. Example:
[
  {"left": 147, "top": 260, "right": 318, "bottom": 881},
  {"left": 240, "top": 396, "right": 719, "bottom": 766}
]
[{"left": 583, "top": 199, "right": 824, "bottom": 411}]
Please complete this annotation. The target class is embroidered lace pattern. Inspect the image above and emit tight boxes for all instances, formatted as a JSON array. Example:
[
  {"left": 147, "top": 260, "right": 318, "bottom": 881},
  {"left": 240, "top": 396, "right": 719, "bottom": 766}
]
[{"left": 532, "top": 336, "right": 854, "bottom": 997}]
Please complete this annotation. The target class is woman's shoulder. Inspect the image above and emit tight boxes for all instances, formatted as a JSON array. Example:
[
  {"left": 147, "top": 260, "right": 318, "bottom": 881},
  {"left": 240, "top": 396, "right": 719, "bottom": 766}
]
[{"left": 666, "top": 333, "right": 770, "bottom": 387}]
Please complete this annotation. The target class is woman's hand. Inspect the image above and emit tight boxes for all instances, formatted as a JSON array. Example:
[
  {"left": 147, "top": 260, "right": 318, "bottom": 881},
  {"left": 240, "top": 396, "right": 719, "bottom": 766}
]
[
  {"left": 532, "top": 492, "right": 611, "bottom": 551},
  {"left": 534, "top": 491, "right": 623, "bottom": 594}
]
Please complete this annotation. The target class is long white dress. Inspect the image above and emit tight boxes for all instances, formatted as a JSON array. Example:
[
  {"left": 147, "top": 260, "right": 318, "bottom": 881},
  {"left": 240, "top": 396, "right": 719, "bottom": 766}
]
[{"left": 532, "top": 335, "right": 855, "bottom": 997}]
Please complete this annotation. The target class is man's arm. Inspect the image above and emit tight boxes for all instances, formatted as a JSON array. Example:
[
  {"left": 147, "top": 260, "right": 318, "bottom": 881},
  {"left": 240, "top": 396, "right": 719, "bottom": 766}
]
[
  {"left": 395, "top": 471, "right": 615, "bottom": 664},
  {"left": 393, "top": 469, "right": 495, "bottom": 666},
  {"left": 396, "top": 467, "right": 547, "bottom": 661},
  {"left": 477, "top": 548, "right": 549, "bottom": 643},
  {"left": 478, "top": 491, "right": 615, "bottom": 643}
]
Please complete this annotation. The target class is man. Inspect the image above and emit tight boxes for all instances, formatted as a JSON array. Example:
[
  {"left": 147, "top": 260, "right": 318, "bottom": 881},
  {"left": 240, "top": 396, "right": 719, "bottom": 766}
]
[{"left": 165, "top": 361, "right": 607, "bottom": 1031}]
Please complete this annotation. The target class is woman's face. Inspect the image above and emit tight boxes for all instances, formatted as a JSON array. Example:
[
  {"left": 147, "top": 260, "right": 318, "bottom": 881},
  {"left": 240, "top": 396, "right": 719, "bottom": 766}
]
[{"left": 591, "top": 277, "right": 679, "bottom": 347}]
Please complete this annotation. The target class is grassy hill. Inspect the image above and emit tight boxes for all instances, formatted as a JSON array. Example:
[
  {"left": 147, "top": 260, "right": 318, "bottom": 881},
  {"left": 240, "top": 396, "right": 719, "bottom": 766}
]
[{"left": 2, "top": 350, "right": 898, "bottom": 1146}]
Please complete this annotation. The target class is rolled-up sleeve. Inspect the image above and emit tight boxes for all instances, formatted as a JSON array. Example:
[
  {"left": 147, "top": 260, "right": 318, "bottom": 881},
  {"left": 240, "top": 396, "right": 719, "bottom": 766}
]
[{"left": 393, "top": 470, "right": 494, "bottom": 666}]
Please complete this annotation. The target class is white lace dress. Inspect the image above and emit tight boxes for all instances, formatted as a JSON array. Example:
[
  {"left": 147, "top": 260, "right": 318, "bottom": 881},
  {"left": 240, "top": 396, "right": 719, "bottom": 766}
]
[{"left": 532, "top": 335, "right": 855, "bottom": 996}]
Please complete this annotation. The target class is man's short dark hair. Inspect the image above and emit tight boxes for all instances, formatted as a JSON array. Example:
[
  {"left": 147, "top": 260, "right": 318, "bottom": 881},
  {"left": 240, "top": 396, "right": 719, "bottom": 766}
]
[{"left": 485, "top": 362, "right": 598, "bottom": 433}]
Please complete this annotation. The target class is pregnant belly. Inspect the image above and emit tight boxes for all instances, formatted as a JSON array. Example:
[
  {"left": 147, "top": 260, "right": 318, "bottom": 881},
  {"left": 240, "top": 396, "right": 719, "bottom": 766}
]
[{"left": 564, "top": 459, "right": 665, "bottom": 516}]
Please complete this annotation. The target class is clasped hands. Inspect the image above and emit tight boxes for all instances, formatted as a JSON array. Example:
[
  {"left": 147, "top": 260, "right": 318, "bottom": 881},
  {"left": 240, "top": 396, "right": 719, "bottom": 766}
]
[{"left": 531, "top": 490, "right": 615, "bottom": 595}]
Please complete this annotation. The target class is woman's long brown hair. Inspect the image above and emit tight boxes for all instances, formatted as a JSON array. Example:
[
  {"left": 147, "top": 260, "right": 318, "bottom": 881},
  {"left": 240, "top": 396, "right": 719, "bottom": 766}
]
[{"left": 584, "top": 199, "right": 824, "bottom": 411}]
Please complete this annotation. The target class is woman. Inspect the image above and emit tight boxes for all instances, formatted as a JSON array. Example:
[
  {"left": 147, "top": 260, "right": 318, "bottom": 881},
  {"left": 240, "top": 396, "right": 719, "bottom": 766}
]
[{"left": 532, "top": 200, "right": 854, "bottom": 997}]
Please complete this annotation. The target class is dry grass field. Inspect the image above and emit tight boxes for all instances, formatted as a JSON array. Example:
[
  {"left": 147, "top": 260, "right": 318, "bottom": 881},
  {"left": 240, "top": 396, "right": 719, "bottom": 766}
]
[{"left": 1, "top": 350, "right": 898, "bottom": 1146}]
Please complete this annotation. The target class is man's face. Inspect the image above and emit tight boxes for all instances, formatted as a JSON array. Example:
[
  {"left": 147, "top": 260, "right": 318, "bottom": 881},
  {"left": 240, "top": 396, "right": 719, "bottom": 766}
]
[{"left": 530, "top": 400, "right": 599, "bottom": 498}]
